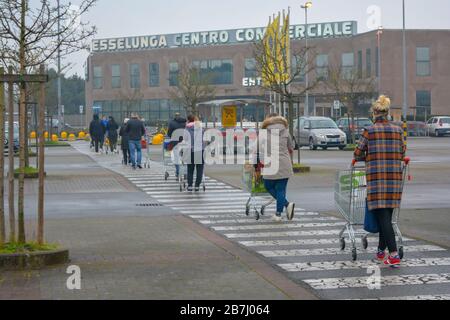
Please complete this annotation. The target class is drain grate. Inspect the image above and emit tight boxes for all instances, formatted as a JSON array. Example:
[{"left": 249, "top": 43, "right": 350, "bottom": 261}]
[{"left": 136, "top": 203, "right": 164, "bottom": 207}]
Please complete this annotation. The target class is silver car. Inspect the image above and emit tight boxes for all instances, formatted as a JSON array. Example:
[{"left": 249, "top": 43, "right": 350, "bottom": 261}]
[
  {"left": 294, "top": 117, "right": 347, "bottom": 150},
  {"left": 426, "top": 116, "right": 450, "bottom": 137}
]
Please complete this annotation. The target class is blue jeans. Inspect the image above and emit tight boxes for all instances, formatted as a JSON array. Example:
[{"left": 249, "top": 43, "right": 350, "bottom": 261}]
[
  {"left": 263, "top": 179, "right": 289, "bottom": 215},
  {"left": 129, "top": 140, "right": 142, "bottom": 166}
]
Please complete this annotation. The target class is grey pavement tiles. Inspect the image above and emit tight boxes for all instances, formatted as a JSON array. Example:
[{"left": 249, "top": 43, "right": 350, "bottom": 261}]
[{"left": 72, "top": 142, "right": 450, "bottom": 300}]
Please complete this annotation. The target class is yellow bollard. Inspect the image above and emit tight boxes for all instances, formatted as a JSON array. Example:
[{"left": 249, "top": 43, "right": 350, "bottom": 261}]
[
  {"left": 68, "top": 134, "right": 76, "bottom": 141},
  {"left": 51, "top": 134, "right": 58, "bottom": 142},
  {"left": 30, "top": 131, "right": 37, "bottom": 139},
  {"left": 61, "top": 131, "right": 68, "bottom": 140},
  {"left": 78, "top": 132, "right": 86, "bottom": 139},
  {"left": 152, "top": 134, "right": 164, "bottom": 145},
  {"left": 44, "top": 131, "right": 49, "bottom": 139}
]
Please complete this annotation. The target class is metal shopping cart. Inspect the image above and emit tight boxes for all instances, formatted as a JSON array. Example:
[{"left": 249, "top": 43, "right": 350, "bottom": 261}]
[
  {"left": 243, "top": 162, "right": 274, "bottom": 221},
  {"left": 162, "top": 138, "right": 173, "bottom": 180},
  {"left": 142, "top": 135, "right": 151, "bottom": 168},
  {"left": 335, "top": 158, "right": 410, "bottom": 261}
]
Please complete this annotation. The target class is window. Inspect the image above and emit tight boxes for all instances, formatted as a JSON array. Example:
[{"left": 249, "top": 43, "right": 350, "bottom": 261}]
[
  {"left": 316, "top": 54, "right": 328, "bottom": 80},
  {"left": 341, "top": 53, "right": 355, "bottom": 79},
  {"left": 416, "top": 47, "right": 431, "bottom": 76},
  {"left": 191, "top": 59, "right": 233, "bottom": 85},
  {"left": 149, "top": 63, "right": 160, "bottom": 87},
  {"left": 244, "top": 58, "right": 257, "bottom": 78},
  {"left": 130, "top": 64, "right": 140, "bottom": 89},
  {"left": 366, "top": 49, "right": 372, "bottom": 77},
  {"left": 169, "top": 62, "right": 179, "bottom": 86},
  {"left": 416, "top": 90, "right": 431, "bottom": 118},
  {"left": 93, "top": 66, "right": 103, "bottom": 89},
  {"left": 111, "top": 65, "right": 121, "bottom": 89},
  {"left": 292, "top": 55, "right": 305, "bottom": 82},
  {"left": 357, "top": 50, "right": 363, "bottom": 79}
]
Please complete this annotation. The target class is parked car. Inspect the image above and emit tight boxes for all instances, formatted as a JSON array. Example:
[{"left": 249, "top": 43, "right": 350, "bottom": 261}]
[
  {"left": 293, "top": 117, "right": 347, "bottom": 150},
  {"left": 336, "top": 117, "right": 373, "bottom": 143},
  {"left": 426, "top": 116, "right": 450, "bottom": 137},
  {"left": 5, "top": 123, "right": 19, "bottom": 154}
]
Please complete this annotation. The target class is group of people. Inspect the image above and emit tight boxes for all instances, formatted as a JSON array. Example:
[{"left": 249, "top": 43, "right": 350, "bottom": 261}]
[
  {"left": 89, "top": 94, "right": 405, "bottom": 267},
  {"left": 89, "top": 112, "right": 146, "bottom": 170}
]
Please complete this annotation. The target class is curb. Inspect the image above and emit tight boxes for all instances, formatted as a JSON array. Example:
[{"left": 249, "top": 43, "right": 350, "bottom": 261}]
[{"left": 0, "top": 249, "right": 70, "bottom": 271}]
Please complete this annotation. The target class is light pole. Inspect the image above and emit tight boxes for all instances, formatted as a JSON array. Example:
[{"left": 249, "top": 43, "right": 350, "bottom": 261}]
[
  {"left": 402, "top": 0, "right": 408, "bottom": 121},
  {"left": 376, "top": 26, "right": 383, "bottom": 94},
  {"left": 301, "top": 1, "right": 312, "bottom": 117},
  {"left": 57, "top": 0, "right": 62, "bottom": 134}
]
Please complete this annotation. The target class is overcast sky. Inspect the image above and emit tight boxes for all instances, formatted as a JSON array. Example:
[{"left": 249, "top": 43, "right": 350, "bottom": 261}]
[{"left": 65, "top": 0, "right": 450, "bottom": 77}]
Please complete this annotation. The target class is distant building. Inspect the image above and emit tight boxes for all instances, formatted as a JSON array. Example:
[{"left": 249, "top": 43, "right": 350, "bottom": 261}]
[{"left": 85, "top": 21, "right": 450, "bottom": 124}]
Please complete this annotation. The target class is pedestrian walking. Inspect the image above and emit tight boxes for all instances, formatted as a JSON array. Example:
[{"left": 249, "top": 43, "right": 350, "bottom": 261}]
[
  {"left": 168, "top": 113, "right": 187, "bottom": 178},
  {"left": 107, "top": 116, "right": 119, "bottom": 153},
  {"left": 89, "top": 114, "right": 104, "bottom": 154},
  {"left": 100, "top": 115, "right": 108, "bottom": 151},
  {"left": 260, "top": 114, "right": 295, "bottom": 222},
  {"left": 354, "top": 95, "right": 406, "bottom": 267},
  {"left": 126, "top": 112, "right": 146, "bottom": 170},
  {"left": 119, "top": 118, "right": 131, "bottom": 165},
  {"left": 184, "top": 115, "right": 204, "bottom": 192}
]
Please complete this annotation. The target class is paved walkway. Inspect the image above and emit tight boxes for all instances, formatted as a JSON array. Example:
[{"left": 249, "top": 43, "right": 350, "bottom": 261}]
[{"left": 70, "top": 142, "right": 450, "bottom": 300}]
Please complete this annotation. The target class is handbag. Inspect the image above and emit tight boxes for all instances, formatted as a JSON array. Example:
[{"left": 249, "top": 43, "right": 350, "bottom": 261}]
[
  {"left": 141, "top": 139, "right": 147, "bottom": 149},
  {"left": 364, "top": 200, "right": 380, "bottom": 233}
]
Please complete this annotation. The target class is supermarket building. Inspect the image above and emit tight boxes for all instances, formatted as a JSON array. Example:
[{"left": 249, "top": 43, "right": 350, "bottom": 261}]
[{"left": 85, "top": 21, "right": 450, "bottom": 125}]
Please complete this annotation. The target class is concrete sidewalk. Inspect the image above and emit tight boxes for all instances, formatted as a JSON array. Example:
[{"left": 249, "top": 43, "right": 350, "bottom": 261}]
[{"left": 0, "top": 145, "right": 316, "bottom": 300}]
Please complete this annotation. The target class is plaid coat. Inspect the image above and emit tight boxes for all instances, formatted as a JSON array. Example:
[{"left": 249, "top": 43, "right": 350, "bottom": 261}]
[{"left": 354, "top": 119, "right": 406, "bottom": 210}]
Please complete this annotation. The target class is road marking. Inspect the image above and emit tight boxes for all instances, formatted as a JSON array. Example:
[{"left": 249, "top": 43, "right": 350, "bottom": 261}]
[
  {"left": 138, "top": 185, "right": 234, "bottom": 190},
  {"left": 279, "top": 257, "right": 450, "bottom": 272},
  {"left": 211, "top": 222, "right": 346, "bottom": 231},
  {"left": 304, "top": 273, "right": 450, "bottom": 290},
  {"left": 259, "top": 245, "right": 445, "bottom": 258},
  {"left": 199, "top": 217, "right": 339, "bottom": 225},
  {"left": 186, "top": 212, "right": 315, "bottom": 219},
  {"left": 356, "top": 295, "right": 450, "bottom": 300},
  {"left": 144, "top": 189, "right": 244, "bottom": 195},
  {"left": 239, "top": 237, "right": 414, "bottom": 248},
  {"left": 225, "top": 229, "right": 343, "bottom": 239},
  {"left": 156, "top": 197, "right": 252, "bottom": 203},
  {"left": 151, "top": 192, "right": 249, "bottom": 198}
]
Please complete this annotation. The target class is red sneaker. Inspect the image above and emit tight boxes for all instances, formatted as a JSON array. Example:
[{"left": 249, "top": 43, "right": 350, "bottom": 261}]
[
  {"left": 384, "top": 255, "right": 401, "bottom": 267},
  {"left": 376, "top": 250, "right": 386, "bottom": 261}
]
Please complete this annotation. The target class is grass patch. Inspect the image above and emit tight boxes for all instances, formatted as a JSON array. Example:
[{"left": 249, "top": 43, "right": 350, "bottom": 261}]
[
  {"left": 343, "top": 144, "right": 357, "bottom": 151},
  {"left": 0, "top": 242, "right": 58, "bottom": 255},
  {"left": 14, "top": 166, "right": 38, "bottom": 175},
  {"left": 30, "top": 141, "right": 71, "bottom": 147}
]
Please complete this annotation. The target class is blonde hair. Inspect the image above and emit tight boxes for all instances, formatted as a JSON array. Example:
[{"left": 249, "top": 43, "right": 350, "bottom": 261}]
[{"left": 372, "top": 95, "right": 391, "bottom": 114}]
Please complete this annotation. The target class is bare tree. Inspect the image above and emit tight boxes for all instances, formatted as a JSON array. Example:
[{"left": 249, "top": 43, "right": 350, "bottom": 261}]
[
  {"left": 253, "top": 30, "right": 319, "bottom": 139},
  {"left": 326, "top": 63, "right": 377, "bottom": 143},
  {"left": 0, "top": 0, "right": 97, "bottom": 244},
  {"left": 119, "top": 89, "right": 143, "bottom": 119},
  {"left": 0, "top": 68, "right": 5, "bottom": 246},
  {"left": 169, "top": 63, "right": 215, "bottom": 116}
]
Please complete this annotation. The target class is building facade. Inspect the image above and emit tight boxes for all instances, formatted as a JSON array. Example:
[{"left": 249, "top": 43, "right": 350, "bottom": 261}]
[{"left": 85, "top": 22, "right": 450, "bottom": 125}]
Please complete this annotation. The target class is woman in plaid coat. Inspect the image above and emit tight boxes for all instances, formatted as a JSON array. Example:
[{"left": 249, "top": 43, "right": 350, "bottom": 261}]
[{"left": 354, "top": 95, "right": 406, "bottom": 267}]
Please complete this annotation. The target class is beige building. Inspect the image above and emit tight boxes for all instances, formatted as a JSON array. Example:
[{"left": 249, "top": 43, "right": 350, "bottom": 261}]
[{"left": 85, "top": 22, "right": 450, "bottom": 124}]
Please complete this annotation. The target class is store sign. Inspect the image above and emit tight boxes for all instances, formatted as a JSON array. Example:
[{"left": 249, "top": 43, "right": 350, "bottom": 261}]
[
  {"left": 242, "top": 77, "right": 263, "bottom": 87},
  {"left": 91, "top": 21, "right": 357, "bottom": 53},
  {"left": 222, "top": 106, "right": 238, "bottom": 128}
]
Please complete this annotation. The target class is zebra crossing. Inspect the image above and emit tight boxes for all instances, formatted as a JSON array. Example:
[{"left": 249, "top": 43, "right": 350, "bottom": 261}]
[{"left": 71, "top": 142, "right": 450, "bottom": 301}]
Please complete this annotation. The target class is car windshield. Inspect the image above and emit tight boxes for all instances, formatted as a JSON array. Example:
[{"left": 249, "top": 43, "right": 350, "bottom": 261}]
[
  {"left": 441, "top": 118, "right": 450, "bottom": 124},
  {"left": 310, "top": 120, "right": 337, "bottom": 129},
  {"left": 357, "top": 119, "right": 372, "bottom": 127}
]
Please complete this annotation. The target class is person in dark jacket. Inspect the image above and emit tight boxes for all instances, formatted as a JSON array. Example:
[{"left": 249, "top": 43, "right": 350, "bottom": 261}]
[
  {"left": 119, "top": 118, "right": 131, "bottom": 165},
  {"left": 107, "top": 116, "right": 119, "bottom": 153},
  {"left": 183, "top": 115, "right": 205, "bottom": 191},
  {"left": 168, "top": 113, "right": 187, "bottom": 177},
  {"left": 126, "top": 113, "right": 146, "bottom": 169},
  {"left": 89, "top": 114, "right": 104, "bottom": 153}
]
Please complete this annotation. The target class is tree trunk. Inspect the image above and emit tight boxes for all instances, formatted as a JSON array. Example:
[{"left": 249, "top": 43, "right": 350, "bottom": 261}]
[
  {"left": 37, "top": 65, "right": 46, "bottom": 245},
  {"left": 8, "top": 67, "right": 16, "bottom": 243},
  {"left": 24, "top": 104, "right": 29, "bottom": 167},
  {"left": 17, "top": 0, "right": 27, "bottom": 244},
  {"left": 287, "top": 97, "right": 294, "bottom": 139},
  {"left": 0, "top": 68, "right": 5, "bottom": 245}
]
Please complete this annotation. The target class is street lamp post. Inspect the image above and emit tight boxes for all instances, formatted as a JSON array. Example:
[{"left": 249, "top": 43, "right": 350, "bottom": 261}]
[
  {"left": 376, "top": 26, "right": 383, "bottom": 94},
  {"left": 57, "top": 0, "right": 62, "bottom": 134},
  {"left": 301, "top": 1, "right": 312, "bottom": 117},
  {"left": 402, "top": 0, "right": 408, "bottom": 121}
]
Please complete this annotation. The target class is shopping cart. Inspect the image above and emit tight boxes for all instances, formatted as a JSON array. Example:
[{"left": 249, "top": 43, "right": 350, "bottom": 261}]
[
  {"left": 162, "top": 138, "right": 173, "bottom": 180},
  {"left": 335, "top": 158, "right": 410, "bottom": 261},
  {"left": 142, "top": 135, "right": 151, "bottom": 168},
  {"left": 243, "top": 162, "right": 274, "bottom": 221}
]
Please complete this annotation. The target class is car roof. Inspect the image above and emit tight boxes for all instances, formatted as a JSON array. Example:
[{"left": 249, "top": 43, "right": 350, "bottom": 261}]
[{"left": 300, "top": 116, "right": 334, "bottom": 120}]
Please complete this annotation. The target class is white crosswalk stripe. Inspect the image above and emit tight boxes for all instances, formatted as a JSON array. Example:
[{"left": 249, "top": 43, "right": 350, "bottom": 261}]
[
  {"left": 211, "top": 222, "right": 346, "bottom": 231},
  {"left": 225, "top": 229, "right": 343, "bottom": 239},
  {"left": 356, "top": 295, "right": 450, "bottom": 300},
  {"left": 305, "top": 273, "right": 450, "bottom": 290},
  {"left": 198, "top": 217, "right": 339, "bottom": 225},
  {"left": 279, "top": 257, "right": 450, "bottom": 272},
  {"left": 258, "top": 245, "right": 445, "bottom": 258}
]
